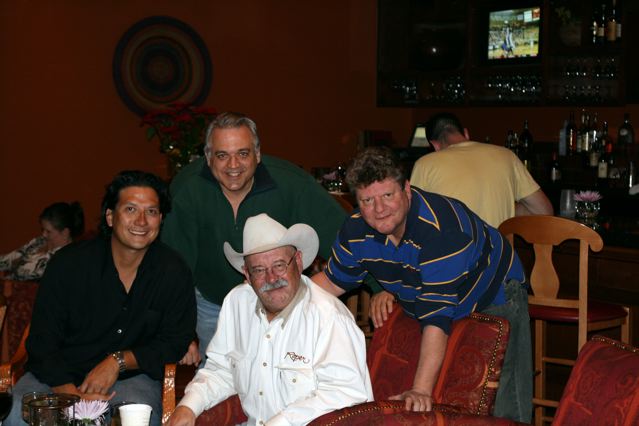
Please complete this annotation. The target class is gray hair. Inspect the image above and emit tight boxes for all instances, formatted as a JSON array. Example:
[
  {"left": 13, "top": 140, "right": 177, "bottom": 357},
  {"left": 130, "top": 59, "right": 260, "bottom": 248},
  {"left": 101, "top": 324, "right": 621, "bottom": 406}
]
[{"left": 204, "top": 112, "right": 260, "bottom": 156}]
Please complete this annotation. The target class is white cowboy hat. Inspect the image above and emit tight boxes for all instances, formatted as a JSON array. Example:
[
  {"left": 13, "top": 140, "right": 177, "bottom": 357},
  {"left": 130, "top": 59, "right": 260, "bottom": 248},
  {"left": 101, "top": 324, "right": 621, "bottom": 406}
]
[{"left": 223, "top": 213, "right": 319, "bottom": 274}]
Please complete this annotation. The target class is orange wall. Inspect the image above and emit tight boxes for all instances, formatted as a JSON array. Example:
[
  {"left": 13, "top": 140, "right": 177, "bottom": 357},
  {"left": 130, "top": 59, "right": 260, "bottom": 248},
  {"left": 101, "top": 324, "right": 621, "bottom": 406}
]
[
  {"left": 0, "top": 0, "right": 411, "bottom": 252},
  {"left": 0, "top": 1, "right": 636, "bottom": 253}
]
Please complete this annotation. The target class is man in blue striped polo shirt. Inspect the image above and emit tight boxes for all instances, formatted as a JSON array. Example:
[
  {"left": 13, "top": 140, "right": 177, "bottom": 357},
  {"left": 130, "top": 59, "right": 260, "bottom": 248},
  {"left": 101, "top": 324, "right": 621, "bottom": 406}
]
[{"left": 313, "top": 147, "right": 532, "bottom": 423}]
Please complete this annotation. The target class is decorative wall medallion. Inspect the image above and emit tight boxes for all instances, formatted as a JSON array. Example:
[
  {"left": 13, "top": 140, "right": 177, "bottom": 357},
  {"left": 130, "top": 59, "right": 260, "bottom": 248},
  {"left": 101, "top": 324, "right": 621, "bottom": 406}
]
[{"left": 113, "top": 16, "right": 212, "bottom": 116}]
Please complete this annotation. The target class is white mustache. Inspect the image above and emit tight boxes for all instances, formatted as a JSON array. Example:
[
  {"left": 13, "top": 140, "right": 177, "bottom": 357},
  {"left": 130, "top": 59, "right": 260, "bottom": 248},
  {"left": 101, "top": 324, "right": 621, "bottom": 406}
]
[{"left": 259, "top": 278, "right": 288, "bottom": 293}]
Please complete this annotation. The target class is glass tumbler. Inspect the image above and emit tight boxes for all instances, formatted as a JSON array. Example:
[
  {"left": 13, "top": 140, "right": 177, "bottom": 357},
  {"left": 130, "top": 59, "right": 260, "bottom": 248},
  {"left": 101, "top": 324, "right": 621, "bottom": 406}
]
[
  {"left": 559, "top": 189, "right": 576, "bottom": 218},
  {"left": 27, "top": 393, "right": 79, "bottom": 425},
  {"left": 21, "top": 392, "right": 49, "bottom": 424}
]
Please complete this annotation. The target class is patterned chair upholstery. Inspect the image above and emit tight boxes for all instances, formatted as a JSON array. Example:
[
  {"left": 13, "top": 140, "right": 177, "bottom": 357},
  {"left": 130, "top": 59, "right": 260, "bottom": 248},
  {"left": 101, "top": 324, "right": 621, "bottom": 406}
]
[
  {"left": 0, "top": 279, "right": 38, "bottom": 388},
  {"left": 162, "top": 309, "right": 510, "bottom": 425},
  {"left": 367, "top": 308, "right": 510, "bottom": 416},
  {"left": 194, "top": 395, "right": 247, "bottom": 426},
  {"left": 0, "top": 279, "right": 38, "bottom": 364},
  {"left": 551, "top": 335, "right": 639, "bottom": 426}
]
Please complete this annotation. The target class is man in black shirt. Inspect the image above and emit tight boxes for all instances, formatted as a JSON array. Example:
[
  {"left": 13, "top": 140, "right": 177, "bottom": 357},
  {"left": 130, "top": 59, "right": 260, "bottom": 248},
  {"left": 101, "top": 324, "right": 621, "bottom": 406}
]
[{"left": 6, "top": 171, "right": 196, "bottom": 426}]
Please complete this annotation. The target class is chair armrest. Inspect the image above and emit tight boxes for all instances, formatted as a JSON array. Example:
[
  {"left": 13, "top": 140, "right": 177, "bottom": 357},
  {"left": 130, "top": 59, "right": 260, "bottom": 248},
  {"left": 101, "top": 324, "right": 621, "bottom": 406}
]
[
  {"left": 0, "top": 364, "right": 13, "bottom": 389},
  {"left": 162, "top": 363, "right": 177, "bottom": 425}
]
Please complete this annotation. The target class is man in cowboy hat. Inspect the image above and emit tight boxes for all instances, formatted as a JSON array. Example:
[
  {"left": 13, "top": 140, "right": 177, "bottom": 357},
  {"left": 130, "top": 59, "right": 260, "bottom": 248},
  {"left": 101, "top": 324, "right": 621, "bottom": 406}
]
[{"left": 168, "top": 213, "right": 372, "bottom": 426}]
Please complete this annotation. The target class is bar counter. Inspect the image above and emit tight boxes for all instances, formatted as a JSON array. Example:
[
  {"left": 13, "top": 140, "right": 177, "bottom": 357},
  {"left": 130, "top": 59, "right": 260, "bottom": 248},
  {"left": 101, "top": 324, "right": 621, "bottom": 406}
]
[{"left": 596, "top": 215, "right": 639, "bottom": 249}]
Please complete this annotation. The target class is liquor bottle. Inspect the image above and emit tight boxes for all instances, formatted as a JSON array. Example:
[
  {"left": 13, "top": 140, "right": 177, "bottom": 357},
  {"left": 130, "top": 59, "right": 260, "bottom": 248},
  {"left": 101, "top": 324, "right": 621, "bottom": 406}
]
[
  {"left": 505, "top": 130, "right": 516, "bottom": 152},
  {"left": 607, "top": 147, "right": 619, "bottom": 184},
  {"left": 550, "top": 152, "right": 562, "bottom": 182},
  {"left": 589, "top": 114, "right": 601, "bottom": 167},
  {"left": 583, "top": 112, "right": 592, "bottom": 153},
  {"left": 591, "top": 11, "right": 599, "bottom": 45},
  {"left": 520, "top": 120, "right": 533, "bottom": 170},
  {"left": 589, "top": 134, "right": 601, "bottom": 168},
  {"left": 616, "top": 0, "right": 623, "bottom": 41},
  {"left": 607, "top": 0, "right": 618, "bottom": 42},
  {"left": 598, "top": 147, "right": 609, "bottom": 181},
  {"left": 566, "top": 111, "right": 577, "bottom": 154},
  {"left": 590, "top": 112, "right": 599, "bottom": 144},
  {"left": 617, "top": 113, "right": 635, "bottom": 146},
  {"left": 601, "top": 120, "right": 613, "bottom": 153},
  {"left": 598, "top": 121, "right": 612, "bottom": 182},
  {"left": 559, "top": 120, "right": 568, "bottom": 156},
  {"left": 578, "top": 109, "right": 589, "bottom": 154},
  {"left": 576, "top": 110, "right": 584, "bottom": 154},
  {"left": 596, "top": 3, "right": 606, "bottom": 44}
]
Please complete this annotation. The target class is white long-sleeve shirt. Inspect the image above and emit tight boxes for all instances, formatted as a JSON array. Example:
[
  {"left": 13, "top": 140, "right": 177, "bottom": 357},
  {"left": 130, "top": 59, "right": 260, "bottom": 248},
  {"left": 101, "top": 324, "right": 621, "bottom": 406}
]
[{"left": 179, "top": 275, "right": 373, "bottom": 426}]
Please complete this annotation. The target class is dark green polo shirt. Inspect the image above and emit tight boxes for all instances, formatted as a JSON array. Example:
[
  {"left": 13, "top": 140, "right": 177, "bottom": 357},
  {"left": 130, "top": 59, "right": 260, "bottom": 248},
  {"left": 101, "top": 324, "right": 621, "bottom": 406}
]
[{"left": 162, "top": 155, "right": 347, "bottom": 305}]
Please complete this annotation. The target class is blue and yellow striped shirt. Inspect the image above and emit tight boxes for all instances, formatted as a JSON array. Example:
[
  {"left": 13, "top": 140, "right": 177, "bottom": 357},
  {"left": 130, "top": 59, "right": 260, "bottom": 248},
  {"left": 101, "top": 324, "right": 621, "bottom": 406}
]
[{"left": 326, "top": 187, "right": 525, "bottom": 333}]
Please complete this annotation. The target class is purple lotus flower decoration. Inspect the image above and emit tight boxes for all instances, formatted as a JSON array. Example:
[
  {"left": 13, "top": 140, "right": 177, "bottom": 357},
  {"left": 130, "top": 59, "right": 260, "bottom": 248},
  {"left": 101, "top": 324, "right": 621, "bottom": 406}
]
[
  {"left": 66, "top": 399, "right": 110, "bottom": 425},
  {"left": 573, "top": 190, "right": 602, "bottom": 202}
]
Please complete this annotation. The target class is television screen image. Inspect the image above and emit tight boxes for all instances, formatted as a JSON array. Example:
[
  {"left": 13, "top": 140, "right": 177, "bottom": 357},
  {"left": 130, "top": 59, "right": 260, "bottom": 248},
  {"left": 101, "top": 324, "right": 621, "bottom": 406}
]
[{"left": 488, "top": 7, "right": 540, "bottom": 60}]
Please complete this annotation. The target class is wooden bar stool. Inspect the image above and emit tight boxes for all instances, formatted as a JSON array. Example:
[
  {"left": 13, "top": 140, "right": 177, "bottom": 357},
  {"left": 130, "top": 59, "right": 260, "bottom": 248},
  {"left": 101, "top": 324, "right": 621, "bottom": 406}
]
[{"left": 499, "top": 215, "right": 629, "bottom": 426}]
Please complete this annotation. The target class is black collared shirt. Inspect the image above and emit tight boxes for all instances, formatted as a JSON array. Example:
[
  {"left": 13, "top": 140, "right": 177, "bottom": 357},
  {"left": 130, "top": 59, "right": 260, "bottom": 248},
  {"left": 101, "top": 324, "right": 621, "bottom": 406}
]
[{"left": 25, "top": 237, "right": 196, "bottom": 386}]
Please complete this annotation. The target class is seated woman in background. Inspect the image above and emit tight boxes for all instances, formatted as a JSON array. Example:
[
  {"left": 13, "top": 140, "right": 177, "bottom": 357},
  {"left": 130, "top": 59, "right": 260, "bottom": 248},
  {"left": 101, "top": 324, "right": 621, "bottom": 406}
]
[{"left": 0, "top": 202, "right": 84, "bottom": 281}]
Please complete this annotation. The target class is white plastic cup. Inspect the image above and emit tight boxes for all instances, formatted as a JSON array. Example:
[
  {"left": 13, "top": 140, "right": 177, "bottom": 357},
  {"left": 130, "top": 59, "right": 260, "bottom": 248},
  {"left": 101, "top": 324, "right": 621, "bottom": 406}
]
[{"left": 119, "top": 403, "right": 152, "bottom": 426}]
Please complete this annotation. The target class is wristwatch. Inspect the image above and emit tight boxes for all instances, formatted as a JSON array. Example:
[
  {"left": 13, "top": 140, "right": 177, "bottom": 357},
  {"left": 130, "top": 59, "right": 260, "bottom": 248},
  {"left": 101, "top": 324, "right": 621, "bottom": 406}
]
[{"left": 110, "top": 351, "right": 127, "bottom": 373}]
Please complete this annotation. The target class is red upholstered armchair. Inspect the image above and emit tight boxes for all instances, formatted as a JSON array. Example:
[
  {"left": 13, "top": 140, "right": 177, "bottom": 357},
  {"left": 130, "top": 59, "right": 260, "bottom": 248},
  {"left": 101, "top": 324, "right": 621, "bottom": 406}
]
[
  {"left": 551, "top": 335, "right": 639, "bottom": 426},
  {"left": 162, "top": 308, "right": 511, "bottom": 425},
  {"left": 308, "top": 309, "right": 514, "bottom": 425},
  {"left": 308, "top": 401, "right": 525, "bottom": 425},
  {"left": 0, "top": 279, "right": 38, "bottom": 364},
  {"left": 0, "top": 279, "right": 38, "bottom": 388},
  {"left": 367, "top": 308, "right": 510, "bottom": 414}
]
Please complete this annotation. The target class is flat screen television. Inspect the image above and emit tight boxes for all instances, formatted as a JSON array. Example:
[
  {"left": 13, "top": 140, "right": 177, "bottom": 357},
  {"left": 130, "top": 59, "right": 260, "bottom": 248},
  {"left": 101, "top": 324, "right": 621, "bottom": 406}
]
[{"left": 487, "top": 6, "right": 541, "bottom": 61}]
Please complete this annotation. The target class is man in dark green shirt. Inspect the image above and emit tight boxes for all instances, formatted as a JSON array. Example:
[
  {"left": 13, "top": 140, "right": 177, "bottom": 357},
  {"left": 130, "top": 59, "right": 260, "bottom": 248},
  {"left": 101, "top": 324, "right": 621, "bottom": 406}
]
[{"left": 162, "top": 112, "right": 346, "bottom": 363}]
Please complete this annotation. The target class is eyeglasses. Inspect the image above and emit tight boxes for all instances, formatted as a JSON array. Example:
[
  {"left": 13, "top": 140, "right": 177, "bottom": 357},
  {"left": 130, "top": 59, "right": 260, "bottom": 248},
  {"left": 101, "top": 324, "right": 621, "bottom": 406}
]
[{"left": 248, "top": 251, "right": 297, "bottom": 281}]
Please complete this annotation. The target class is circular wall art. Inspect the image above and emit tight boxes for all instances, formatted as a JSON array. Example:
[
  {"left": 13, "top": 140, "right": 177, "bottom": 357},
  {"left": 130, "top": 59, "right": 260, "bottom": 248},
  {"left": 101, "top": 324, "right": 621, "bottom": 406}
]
[{"left": 113, "top": 16, "right": 212, "bottom": 116}]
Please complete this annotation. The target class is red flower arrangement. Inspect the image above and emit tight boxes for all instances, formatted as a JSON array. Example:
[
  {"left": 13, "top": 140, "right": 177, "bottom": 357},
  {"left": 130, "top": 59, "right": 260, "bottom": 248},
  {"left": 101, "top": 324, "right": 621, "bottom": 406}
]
[{"left": 141, "top": 102, "right": 217, "bottom": 175}]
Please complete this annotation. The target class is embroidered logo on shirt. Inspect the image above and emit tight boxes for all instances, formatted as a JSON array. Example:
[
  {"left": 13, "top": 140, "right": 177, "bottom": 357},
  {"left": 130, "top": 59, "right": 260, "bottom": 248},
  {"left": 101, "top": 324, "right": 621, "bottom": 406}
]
[{"left": 284, "top": 351, "right": 310, "bottom": 364}]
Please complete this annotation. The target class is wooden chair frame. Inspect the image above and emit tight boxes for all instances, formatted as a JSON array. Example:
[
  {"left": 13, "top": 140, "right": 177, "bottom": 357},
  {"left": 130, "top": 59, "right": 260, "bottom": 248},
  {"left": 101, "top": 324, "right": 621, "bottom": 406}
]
[{"left": 499, "top": 215, "right": 629, "bottom": 426}]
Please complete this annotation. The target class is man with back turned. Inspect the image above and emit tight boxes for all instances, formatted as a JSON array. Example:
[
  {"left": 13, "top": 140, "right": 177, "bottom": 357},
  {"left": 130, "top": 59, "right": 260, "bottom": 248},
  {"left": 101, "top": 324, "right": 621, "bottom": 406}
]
[{"left": 410, "top": 112, "right": 552, "bottom": 228}]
